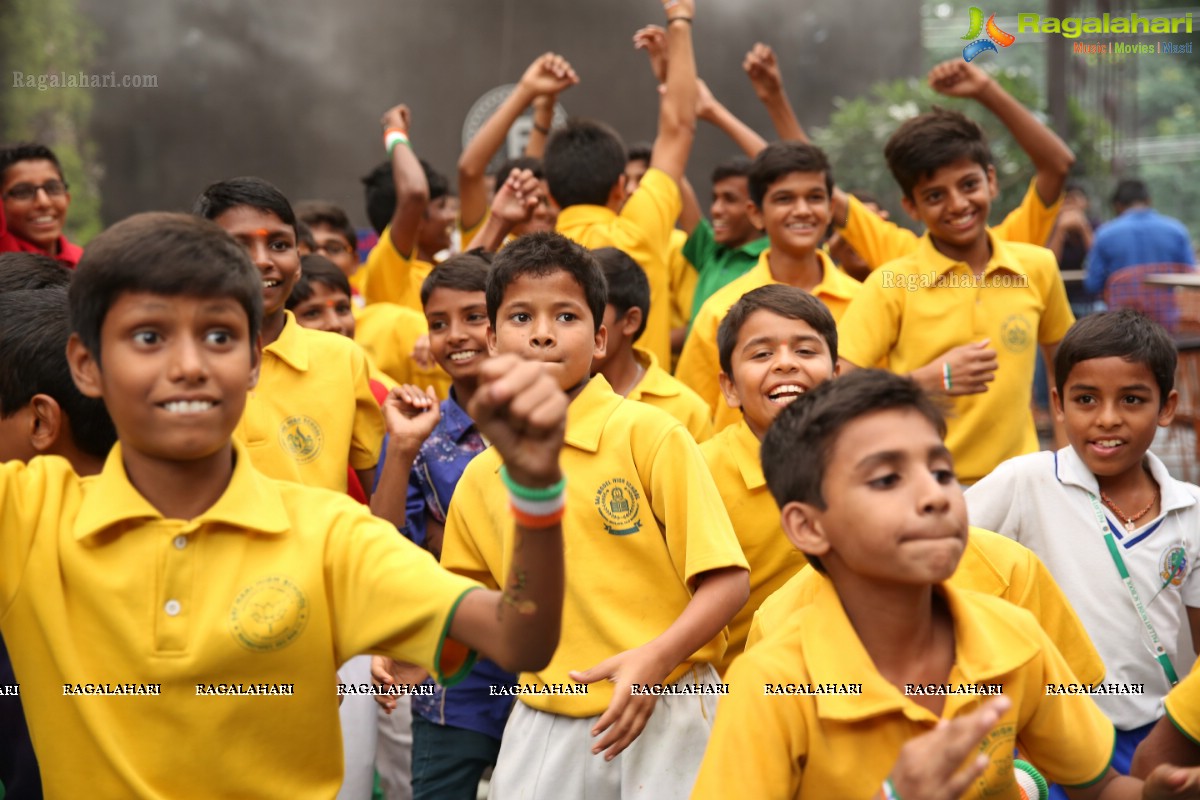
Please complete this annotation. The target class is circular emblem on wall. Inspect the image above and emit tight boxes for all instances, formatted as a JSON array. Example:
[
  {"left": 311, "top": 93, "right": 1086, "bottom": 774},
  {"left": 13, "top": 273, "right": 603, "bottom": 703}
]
[
  {"left": 595, "top": 477, "right": 643, "bottom": 536},
  {"left": 278, "top": 415, "right": 323, "bottom": 463},
  {"left": 462, "top": 84, "right": 568, "bottom": 173},
  {"left": 230, "top": 576, "right": 310, "bottom": 652}
]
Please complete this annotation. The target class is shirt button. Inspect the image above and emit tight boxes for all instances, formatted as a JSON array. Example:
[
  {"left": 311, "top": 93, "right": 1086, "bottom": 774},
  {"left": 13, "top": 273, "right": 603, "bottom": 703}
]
[
  {"left": 164, "top": 600, "right": 181, "bottom": 617},
  {"left": 173, "top": 535, "right": 187, "bottom": 550}
]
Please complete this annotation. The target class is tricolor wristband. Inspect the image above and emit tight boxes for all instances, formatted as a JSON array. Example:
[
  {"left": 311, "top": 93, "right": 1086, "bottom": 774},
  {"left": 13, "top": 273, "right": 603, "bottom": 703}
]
[
  {"left": 384, "top": 128, "right": 410, "bottom": 157},
  {"left": 942, "top": 362, "right": 953, "bottom": 392},
  {"left": 881, "top": 778, "right": 902, "bottom": 800},
  {"left": 501, "top": 466, "right": 566, "bottom": 529}
]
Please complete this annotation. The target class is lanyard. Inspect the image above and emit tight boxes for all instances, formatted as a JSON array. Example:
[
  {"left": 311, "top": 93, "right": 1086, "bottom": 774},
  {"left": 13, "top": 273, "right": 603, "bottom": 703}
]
[{"left": 1086, "top": 491, "right": 1179, "bottom": 686}]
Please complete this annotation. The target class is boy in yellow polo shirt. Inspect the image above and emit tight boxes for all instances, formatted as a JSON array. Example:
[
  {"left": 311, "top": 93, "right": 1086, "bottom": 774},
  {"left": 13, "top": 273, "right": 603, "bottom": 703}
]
[
  {"left": 703, "top": 284, "right": 837, "bottom": 674},
  {"left": 589, "top": 247, "right": 711, "bottom": 441},
  {"left": 693, "top": 369, "right": 1200, "bottom": 800},
  {"left": 546, "top": 0, "right": 698, "bottom": 367},
  {"left": 441, "top": 231, "right": 749, "bottom": 800},
  {"left": 0, "top": 212, "right": 569, "bottom": 799},
  {"left": 677, "top": 141, "right": 861, "bottom": 433},
  {"left": 836, "top": 108, "right": 1074, "bottom": 484},
  {"left": 193, "top": 176, "right": 385, "bottom": 494}
]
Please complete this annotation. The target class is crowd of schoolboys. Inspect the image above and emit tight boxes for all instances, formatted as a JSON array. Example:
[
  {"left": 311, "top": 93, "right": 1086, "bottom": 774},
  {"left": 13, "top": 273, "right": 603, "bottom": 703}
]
[{"left": 4, "top": 1, "right": 1200, "bottom": 798}]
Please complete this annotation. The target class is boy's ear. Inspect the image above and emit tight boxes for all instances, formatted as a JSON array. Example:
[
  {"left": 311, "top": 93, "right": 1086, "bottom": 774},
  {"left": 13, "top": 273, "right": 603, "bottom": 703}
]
[
  {"left": 593, "top": 322, "right": 608, "bottom": 361},
  {"left": 747, "top": 203, "right": 765, "bottom": 232},
  {"left": 486, "top": 324, "right": 499, "bottom": 356},
  {"left": 718, "top": 371, "right": 743, "bottom": 410},
  {"left": 1158, "top": 389, "right": 1179, "bottom": 428},
  {"left": 986, "top": 164, "right": 999, "bottom": 199},
  {"left": 248, "top": 334, "right": 264, "bottom": 390},
  {"left": 66, "top": 333, "right": 103, "bottom": 399},
  {"left": 1050, "top": 387, "right": 1066, "bottom": 423},
  {"left": 621, "top": 307, "right": 643, "bottom": 340},
  {"left": 28, "top": 394, "right": 65, "bottom": 453},
  {"left": 901, "top": 195, "right": 921, "bottom": 223},
  {"left": 780, "top": 501, "right": 832, "bottom": 561}
]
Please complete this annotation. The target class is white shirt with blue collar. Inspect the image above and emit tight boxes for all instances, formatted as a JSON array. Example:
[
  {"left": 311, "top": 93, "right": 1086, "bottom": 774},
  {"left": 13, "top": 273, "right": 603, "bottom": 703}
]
[{"left": 966, "top": 446, "right": 1200, "bottom": 730}]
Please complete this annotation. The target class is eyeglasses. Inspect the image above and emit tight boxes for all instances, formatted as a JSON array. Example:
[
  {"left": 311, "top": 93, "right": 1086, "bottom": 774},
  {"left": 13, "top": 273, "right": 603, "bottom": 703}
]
[
  {"left": 4, "top": 180, "right": 70, "bottom": 202},
  {"left": 315, "top": 241, "right": 351, "bottom": 256}
]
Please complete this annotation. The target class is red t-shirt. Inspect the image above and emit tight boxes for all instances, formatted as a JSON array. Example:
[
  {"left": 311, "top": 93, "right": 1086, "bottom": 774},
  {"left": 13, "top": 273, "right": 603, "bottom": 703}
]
[{"left": 0, "top": 203, "right": 83, "bottom": 267}]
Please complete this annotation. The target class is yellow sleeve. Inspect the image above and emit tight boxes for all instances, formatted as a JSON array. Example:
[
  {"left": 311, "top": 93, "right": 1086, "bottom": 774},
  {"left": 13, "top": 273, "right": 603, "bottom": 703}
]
[
  {"left": 325, "top": 495, "right": 481, "bottom": 684},
  {"left": 686, "top": 406, "right": 713, "bottom": 443},
  {"left": 669, "top": 229, "right": 698, "bottom": 331},
  {"left": 650, "top": 423, "right": 748, "bottom": 588},
  {"left": 992, "top": 179, "right": 1064, "bottom": 247},
  {"left": 675, "top": 298, "right": 725, "bottom": 416},
  {"left": 1015, "top": 623, "right": 1116, "bottom": 787},
  {"left": 691, "top": 651, "right": 806, "bottom": 799},
  {"left": 0, "top": 459, "right": 55, "bottom": 613},
  {"left": 836, "top": 268, "right": 903, "bottom": 369},
  {"left": 439, "top": 456, "right": 504, "bottom": 591},
  {"left": 840, "top": 194, "right": 920, "bottom": 271},
  {"left": 347, "top": 344, "right": 386, "bottom": 471},
  {"left": 359, "top": 226, "right": 432, "bottom": 312},
  {"left": 459, "top": 210, "right": 489, "bottom": 251},
  {"left": 1165, "top": 668, "right": 1200, "bottom": 746},
  {"left": 622, "top": 169, "right": 683, "bottom": 261}
]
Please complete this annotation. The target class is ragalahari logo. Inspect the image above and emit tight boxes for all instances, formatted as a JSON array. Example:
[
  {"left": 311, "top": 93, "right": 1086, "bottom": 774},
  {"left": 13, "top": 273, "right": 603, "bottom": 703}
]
[{"left": 962, "top": 7, "right": 1016, "bottom": 62}]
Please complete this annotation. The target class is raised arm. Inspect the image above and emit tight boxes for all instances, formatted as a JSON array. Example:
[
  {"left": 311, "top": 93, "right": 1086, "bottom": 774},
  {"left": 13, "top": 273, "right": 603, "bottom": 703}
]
[
  {"left": 743, "top": 43, "right": 807, "bottom": 143},
  {"left": 647, "top": 0, "right": 698, "bottom": 184},
  {"left": 380, "top": 104, "right": 429, "bottom": 259},
  {"left": 457, "top": 53, "right": 579, "bottom": 233},
  {"left": 696, "top": 77, "right": 767, "bottom": 159},
  {"left": 929, "top": 60, "right": 1074, "bottom": 206},
  {"left": 471, "top": 168, "right": 543, "bottom": 253},
  {"left": 524, "top": 92, "right": 557, "bottom": 159}
]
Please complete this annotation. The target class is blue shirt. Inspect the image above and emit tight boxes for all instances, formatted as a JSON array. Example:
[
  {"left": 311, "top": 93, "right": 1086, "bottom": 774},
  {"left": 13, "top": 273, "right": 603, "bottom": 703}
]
[
  {"left": 377, "top": 390, "right": 515, "bottom": 741},
  {"left": 1084, "top": 207, "right": 1196, "bottom": 295}
]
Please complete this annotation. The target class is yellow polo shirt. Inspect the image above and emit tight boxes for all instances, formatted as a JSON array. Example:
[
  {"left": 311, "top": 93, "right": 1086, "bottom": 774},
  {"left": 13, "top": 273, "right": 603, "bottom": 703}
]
[
  {"left": 701, "top": 420, "right": 803, "bottom": 675},
  {"left": 669, "top": 227, "right": 698, "bottom": 332},
  {"left": 747, "top": 527, "right": 1105, "bottom": 686},
  {"left": 677, "top": 249, "right": 861, "bottom": 434},
  {"left": 840, "top": 178, "right": 1064, "bottom": 271},
  {"left": 556, "top": 167, "right": 682, "bottom": 367},
  {"left": 693, "top": 581, "right": 1114, "bottom": 800},
  {"left": 441, "top": 375, "right": 748, "bottom": 717},
  {"left": 628, "top": 347, "right": 712, "bottom": 442},
  {"left": 236, "top": 312, "right": 385, "bottom": 492},
  {"left": 359, "top": 224, "right": 435, "bottom": 312},
  {"left": 1165, "top": 666, "right": 1200, "bottom": 745},
  {"left": 353, "top": 301, "right": 451, "bottom": 398},
  {"left": 837, "top": 234, "right": 1074, "bottom": 483},
  {"left": 0, "top": 444, "right": 479, "bottom": 799}
]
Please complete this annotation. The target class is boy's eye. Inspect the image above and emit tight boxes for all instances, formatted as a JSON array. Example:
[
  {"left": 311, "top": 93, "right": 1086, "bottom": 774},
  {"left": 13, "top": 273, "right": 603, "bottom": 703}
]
[
  {"left": 510, "top": 312, "right": 531, "bottom": 323},
  {"left": 206, "top": 330, "right": 233, "bottom": 346},
  {"left": 868, "top": 473, "right": 900, "bottom": 489},
  {"left": 428, "top": 320, "right": 446, "bottom": 331},
  {"left": 300, "top": 308, "right": 321, "bottom": 320},
  {"left": 467, "top": 313, "right": 488, "bottom": 324},
  {"left": 269, "top": 240, "right": 293, "bottom": 252},
  {"left": 1074, "top": 394, "right": 1096, "bottom": 405},
  {"left": 133, "top": 330, "right": 161, "bottom": 346},
  {"left": 1123, "top": 395, "right": 1146, "bottom": 405},
  {"left": 933, "top": 468, "right": 957, "bottom": 485},
  {"left": 751, "top": 350, "right": 772, "bottom": 360},
  {"left": 334, "top": 303, "right": 353, "bottom": 315},
  {"left": 556, "top": 312, "right": 577, "bottom": 322}
]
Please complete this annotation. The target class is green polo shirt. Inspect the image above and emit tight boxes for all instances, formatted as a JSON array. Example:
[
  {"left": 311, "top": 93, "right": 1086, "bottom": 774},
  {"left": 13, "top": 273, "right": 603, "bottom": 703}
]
[{"left": 683, "top": 219, "right": 769, "bottom": 324}]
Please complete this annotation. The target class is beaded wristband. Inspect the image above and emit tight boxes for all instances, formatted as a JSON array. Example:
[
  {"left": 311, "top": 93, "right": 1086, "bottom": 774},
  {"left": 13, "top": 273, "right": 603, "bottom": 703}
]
[
  {"left": 499, "top": 465, "right": 566, "bottom": 501},
  {"left": 532, "top": 122, "right": 551, "bottom": 135},
  {"left": 384, "top": 128, "right": 410, "bottom": 157}
]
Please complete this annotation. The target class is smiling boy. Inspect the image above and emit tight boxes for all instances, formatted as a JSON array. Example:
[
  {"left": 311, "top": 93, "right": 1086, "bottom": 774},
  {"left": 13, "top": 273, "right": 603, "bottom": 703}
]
[
  {"left": 967, "top": 310, "right": 1200, "bottom": 775},
  {"left": 440, "top": 232, "right": 748, "bottom": 799},
  {"left": 837, "top": 108, "right": 1074, "bottom": 484},
  {"left": 702, "top": 284, "right": 837, "bottom": 674},
  {"left": 0, "top": 144, "right": 83, "bottom": 267},
  {"left": 693, "top": 369, "right": 1200, "bottom": 800}
]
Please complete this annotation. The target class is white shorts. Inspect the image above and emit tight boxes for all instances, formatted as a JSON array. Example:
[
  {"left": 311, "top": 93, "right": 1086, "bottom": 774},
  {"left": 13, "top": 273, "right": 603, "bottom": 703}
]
[{"left": 488, "top": 664, "right": 720, "bottom": 800}]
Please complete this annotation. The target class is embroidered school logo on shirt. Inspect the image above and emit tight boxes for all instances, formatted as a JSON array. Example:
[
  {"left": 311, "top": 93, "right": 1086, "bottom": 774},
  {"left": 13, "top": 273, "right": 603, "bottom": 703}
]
[
  {"left": 962, "top": 7, "right": 1016, "bottom": 62},
  {"left": 278, "top": 415, "right": 323, "bottom": 463},
  {"left": 974, "top": 722, "right": 1017, "bottom": 797},
  {"left": 595, "top": 478, "right": 643, "bottom": 536},
  {"left": 1160, "top": 545, "right": 1188, "bottom": 587},
  {"left": 229, "top": 576, "right": 310, "bottom": 652},
  {"left": 999, "top": 314, "right": 1033, "bottom": 353}
]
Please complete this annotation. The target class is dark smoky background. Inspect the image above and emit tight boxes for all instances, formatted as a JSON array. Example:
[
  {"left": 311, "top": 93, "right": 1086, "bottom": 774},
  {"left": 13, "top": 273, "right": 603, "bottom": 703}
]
[{"left": 82, "top": 0, "right": 920, "bottom": 228}]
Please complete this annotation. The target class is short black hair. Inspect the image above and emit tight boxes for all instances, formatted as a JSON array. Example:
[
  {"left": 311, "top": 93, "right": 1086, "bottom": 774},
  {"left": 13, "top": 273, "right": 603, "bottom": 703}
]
[
  {"left": 762, "top": 370, "right": 946, "bottom": 572},
  {"left": 884, "top": 107, "right": 991, "bottom": 201},
  {"left": 486, "top": 232, "right": 607, "bottom": 333},
  {"left": 1054, "top": 310, "right": 1176, "bottom": 406},
  {"left": 295, "top": 200, "right": 357, "bottom": 250},
  {"left": 69, "top": 213, "right": 263, "bottom": 362},
  {"left": 420, "top": 250, "right": 492, "bottom": 307},
  {"left": 0, "top": 252, "right": 72, "bottom": 292},
  {"left": 717, "top": 285, "right": 838, "bottom": 376},
  {"left": 748, "top": 142, "right": 834, "bottom": 209},
  {"left": 491, "top": 156, "right": 544, "bottom": 187},
  {"left": 544, "top": 119, "right": 627, "bottom": 209},
  {"left": 361, "top": 159, "right": 451, "bottom": 235},
  {"left": 592, "top": 247, "right": 648, "bottom": 342},
  {"left": 288, "top": 254, "right": 352, "bottom": 311},
  {"left": 712, "top": 156, "right": 751, "bottom": 186},
  {"left": 0, "top": 286, "right": 117, "bottom": 459},
  {"left": 191, "top": 176, "right": 298, "bottom": 237},
  {"left": 1111, "top": 178, "right": 1151, "bottom": 209},
  {"left": 295, "top": 220, "right": 317, "bottom": 252},
  {"left": 0, "top": 142, "right": 64, "bottom": 182},
  {"left": 626, "top": 142, "right": 652, "bottom": 165}
]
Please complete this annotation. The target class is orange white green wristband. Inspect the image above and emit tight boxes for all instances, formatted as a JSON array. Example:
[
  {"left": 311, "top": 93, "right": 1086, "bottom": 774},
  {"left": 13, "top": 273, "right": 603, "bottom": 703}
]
[
  {"left": 384, "top": 128, "right": 410, "bottom": 157},
  {"left": 880, "top": 778, "right": 902, "bottom": 800},
  {"left": 500, "top": 466, "right": 566, "bottom": 529}
]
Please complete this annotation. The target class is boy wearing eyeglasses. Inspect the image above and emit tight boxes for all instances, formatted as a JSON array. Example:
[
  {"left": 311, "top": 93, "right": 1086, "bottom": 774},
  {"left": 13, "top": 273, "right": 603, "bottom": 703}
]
[{"left": 0, "top": 143, "right": 82, "bottom": 267}]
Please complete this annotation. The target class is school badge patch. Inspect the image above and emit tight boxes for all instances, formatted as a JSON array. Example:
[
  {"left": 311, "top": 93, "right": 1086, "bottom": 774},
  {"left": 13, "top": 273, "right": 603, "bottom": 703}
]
[
  {"left": 595, "top": 477, "right": 643, "bottom": 536},
  {"left": 974, "top": 722, "right": 1017, "bottom": 797},
  {"left": 1161, "top": 545, "right": 1188, "bottom": 587},
  {"left": 278, "top": 415, "right": 323, "bottom": 463},
  {"left": 999, "top": 314, "right": 1032, "bottom": 353},
  {"left": 230, "top": 576, "right": 310, "bottom": 652}
]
